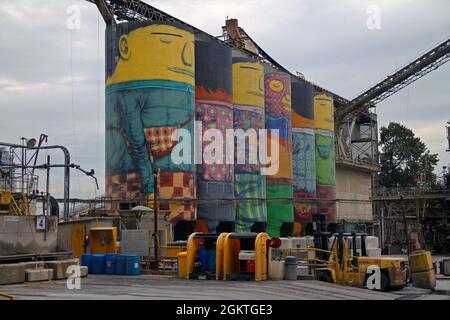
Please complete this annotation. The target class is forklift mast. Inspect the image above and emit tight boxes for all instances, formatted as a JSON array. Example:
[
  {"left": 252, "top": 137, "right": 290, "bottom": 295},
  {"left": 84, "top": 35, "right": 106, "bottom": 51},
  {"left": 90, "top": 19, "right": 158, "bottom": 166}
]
[{"left": 325, "top": 232, "right": 369, "bottom": 268}]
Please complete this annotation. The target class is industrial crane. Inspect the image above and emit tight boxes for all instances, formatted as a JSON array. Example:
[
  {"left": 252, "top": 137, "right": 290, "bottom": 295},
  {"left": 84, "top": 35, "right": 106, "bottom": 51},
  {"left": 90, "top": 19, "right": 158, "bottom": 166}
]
[
  {"left": 336, "top": 38, "right": 450, "bottom": 122},
  {"left": 336, "top": 37, "right": 450, "bottom": 165}
]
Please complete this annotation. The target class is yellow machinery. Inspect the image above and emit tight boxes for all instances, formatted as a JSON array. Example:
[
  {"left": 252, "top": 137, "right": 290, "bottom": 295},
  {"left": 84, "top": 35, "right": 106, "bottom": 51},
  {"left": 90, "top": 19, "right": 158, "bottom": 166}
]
[
  {"left": 0, "top": 190, "right": 27, "bottom": 215},
  {"left": 157, "top": 227, "right": 186, "bottom": 259},
  {"left": 221, "top": 232, "right": 270, "bottom": 281},
  {"left": 409, "top": 250, "right": 433, "bottom": 273},
  {"left": 182, "top": 232, "right": 271, "bottom": 281},
  {"left": 185, "top": 233, "right": 221, "bottom": 280},
  {"left": 409, "top": 250, "right": 436, "bottom": 289},
  {"left": 315, "top": 233, "right": 407, "bottom": 291},
  {"left": 89, "top": 227, "right": 118, "bottom": 254},
  {"left": 0, "top": 292, "right": 14, "bottom": 300},
  {"left": 215, "top": 232, "right": 228, "bottom": 280}
]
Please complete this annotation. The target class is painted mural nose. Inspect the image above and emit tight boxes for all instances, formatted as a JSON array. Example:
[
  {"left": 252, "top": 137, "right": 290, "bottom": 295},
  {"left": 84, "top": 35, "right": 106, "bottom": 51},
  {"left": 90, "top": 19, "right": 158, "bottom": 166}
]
[
  {"left": 259, "top": 75, "right": 264, "bottom": 92},
  {"left": 182, "top": 41, "right": 193, "bottom": 67}
]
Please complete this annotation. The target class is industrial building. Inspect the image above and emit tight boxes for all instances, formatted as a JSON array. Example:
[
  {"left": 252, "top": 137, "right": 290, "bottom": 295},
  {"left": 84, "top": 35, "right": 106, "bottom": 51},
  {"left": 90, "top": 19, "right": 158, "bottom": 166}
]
[
  {"left": 93, "top": 0, "right": 450, "bottom": 248},
  {"left": 1, "top": 0, "right": 449, "bottom": 302}
]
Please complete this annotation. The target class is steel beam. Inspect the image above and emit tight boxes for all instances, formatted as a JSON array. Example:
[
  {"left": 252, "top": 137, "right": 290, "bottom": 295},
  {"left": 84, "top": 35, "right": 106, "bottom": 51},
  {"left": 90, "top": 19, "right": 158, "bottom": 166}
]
[{"left": 336, "top": 38, "right": 450, "bottom": 122}]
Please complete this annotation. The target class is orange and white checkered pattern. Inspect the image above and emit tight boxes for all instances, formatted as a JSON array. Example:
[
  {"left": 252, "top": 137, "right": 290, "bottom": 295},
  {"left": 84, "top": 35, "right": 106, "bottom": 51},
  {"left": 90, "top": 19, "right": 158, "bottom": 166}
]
[
  {"left": 158, "top": 171, "right": 196, "bottom": 223},
  {"left": 106, "top": 172, "right": 142, "bottom": 200}
]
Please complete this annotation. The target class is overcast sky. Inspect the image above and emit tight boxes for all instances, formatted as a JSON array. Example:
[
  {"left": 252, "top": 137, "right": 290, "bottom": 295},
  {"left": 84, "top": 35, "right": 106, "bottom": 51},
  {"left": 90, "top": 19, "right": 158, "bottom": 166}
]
[{"left": 0, "top": 0, "right": 449, "bottom": 199}]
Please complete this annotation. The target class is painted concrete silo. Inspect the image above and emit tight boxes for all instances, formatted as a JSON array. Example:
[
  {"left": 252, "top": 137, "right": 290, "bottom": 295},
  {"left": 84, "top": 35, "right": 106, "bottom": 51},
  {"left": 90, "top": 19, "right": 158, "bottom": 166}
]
[
  {"left": 314, "top": 93, "right": 336, "bottom": 224},
  {"left": 291, "top": 79, "right": 316, "bottom": 228},
  {"left": 195, "top": 37, "right": 235, "bottom": 233},
  {"left": 264, "top": 66, "right": 293, "bottom": 237},
  {"left": 232, "top": 56, "right": 267, "bottom": 233},
  {"left": 105, "top": 21, "right": 197, "bottom": 236}
]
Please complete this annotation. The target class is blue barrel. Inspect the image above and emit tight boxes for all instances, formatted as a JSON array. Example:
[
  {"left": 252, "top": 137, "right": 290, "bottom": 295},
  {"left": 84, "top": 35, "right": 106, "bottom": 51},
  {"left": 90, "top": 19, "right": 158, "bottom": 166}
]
[
  {"left": 207, "top": 249, "right": 216, "bottom": 272},
  {"left": 105, "top": 254, "right": 117, "bottom": 274},
  {"left": 81, "top": 254, "right": 92, "bottom": 273},
  {"left": 126, "top": 255, "right": 141, "bottom": 276},
  {"left": 198, "top": 249, "right": 209, "bottom": 273},
  {"left": 91, "top": 254, "right": 105, "bottom": 274},
  {"left": 116, "top": 255, "right": 127, "bottom": 275}
]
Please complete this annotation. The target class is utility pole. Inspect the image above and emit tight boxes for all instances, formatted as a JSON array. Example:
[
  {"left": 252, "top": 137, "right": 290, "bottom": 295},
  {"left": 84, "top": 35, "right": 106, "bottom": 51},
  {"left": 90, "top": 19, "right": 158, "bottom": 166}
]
[
  {"left": 153, "top": 169, "right": 159, "bottom": 270},
  {"left": 20, "top": 137, "right": 26, "bottom": 193},
  {"left": 45, "top": 155, "right": 50, "bottom": 241},
  {"left": 400, "top": 195, "right": 412, "bottom": 282},
  {"left": 446, "top": 120, "right": 450, "bottom": 152}
]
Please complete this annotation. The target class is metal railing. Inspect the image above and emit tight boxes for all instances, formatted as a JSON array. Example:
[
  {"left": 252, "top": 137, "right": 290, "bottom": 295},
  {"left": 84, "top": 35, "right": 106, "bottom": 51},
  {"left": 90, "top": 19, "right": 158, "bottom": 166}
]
[
  {"left": 373, "top": 187, "right": 450, "bottom": 199},
  {"left": 0, "top": 173, "right": 39, "bottom": 194}
]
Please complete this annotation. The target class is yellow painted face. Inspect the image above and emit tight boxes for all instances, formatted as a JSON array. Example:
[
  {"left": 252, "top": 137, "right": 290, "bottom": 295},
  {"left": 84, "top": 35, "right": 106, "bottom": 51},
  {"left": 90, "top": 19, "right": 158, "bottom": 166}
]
[
  {"left": 232, "top": 62, "right": 264, "bottom": 107},
  {"left": 282, "top": 94, "right": 292, "bottom": 112},
  {"left": 266, "top": 76, "right": 292, "bottom": 112},
  {"left": 314, "top": 94, "right": 334, "bottom": 131},
  {"left": 107, "top": 24, "right": 195, "bottom": 86}
]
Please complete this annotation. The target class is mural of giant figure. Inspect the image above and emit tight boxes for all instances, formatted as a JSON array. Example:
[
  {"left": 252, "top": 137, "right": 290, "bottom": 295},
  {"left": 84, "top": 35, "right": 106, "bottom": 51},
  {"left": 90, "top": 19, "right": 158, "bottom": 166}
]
[
  {"left": 264, "top": 66, "right": 294, "bottom": 237},
  {"left": 232, "top": 56, "right": 267, "bottom": 233},
  {"left": 105, "top": 21, "right": 196, "bottom": 226},
  {"left": 195, "top": 38, "right": 235, "bottom": 233},
  {"left": 314, "top": 93, "right": 336, "bottom": 224},
  {"left": 291, "top": 79, "right": 317, "bottom": 226}
]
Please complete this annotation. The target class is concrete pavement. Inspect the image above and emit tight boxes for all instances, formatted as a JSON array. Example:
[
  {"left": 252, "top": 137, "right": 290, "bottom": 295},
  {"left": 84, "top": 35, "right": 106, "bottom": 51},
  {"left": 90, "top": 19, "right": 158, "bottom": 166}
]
[{"left": 1, "top": 275, "right": 449, "bottom": 300}]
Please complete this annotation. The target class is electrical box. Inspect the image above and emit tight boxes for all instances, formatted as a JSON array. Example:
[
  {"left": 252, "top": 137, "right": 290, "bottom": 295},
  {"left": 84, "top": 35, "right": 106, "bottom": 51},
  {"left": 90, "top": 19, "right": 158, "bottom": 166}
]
[
  {"left": 89, "top": 227, "right": 118, "bottom": 254},
  {"left": 121, "top": 230, "right": 149, "bottom": 256}
]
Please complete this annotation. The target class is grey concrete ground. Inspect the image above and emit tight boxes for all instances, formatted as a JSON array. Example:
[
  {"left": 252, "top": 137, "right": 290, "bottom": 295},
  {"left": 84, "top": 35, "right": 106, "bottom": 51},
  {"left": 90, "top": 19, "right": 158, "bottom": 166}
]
[
  {"left": 1, "top": 275, "right": 449, "bottom": 300},
  {"left": 436, "top": 275, "right": 450, "bottom": 294}
]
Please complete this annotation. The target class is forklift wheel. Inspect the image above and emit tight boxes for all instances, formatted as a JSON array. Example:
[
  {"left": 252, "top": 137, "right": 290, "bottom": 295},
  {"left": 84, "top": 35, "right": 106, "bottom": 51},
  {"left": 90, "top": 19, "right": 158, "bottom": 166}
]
[
  {"left": 317, "top": 272, "right": 332, "bottom": 283},
  {"left": 379, "top": 273, "right": 390, "bottom": 292},
  {"left": 366, "top": 272, "right": 390, "bottom": 292}
]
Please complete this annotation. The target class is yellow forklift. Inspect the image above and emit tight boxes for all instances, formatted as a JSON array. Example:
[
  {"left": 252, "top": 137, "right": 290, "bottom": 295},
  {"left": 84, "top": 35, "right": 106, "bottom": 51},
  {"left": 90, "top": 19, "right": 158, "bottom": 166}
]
[{"left": 315, "top": 233, "right": 407, "bottom": 291}]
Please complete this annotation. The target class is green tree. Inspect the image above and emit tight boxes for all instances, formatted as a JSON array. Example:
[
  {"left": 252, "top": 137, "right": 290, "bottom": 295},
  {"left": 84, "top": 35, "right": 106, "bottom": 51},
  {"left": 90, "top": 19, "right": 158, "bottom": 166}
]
[{"left": 378, "top": 122, "right": 439, "bottom": 188}]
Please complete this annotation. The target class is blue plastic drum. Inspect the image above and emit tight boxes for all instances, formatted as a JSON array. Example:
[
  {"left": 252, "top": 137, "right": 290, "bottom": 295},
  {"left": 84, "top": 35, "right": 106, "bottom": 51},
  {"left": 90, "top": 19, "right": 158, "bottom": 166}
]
[
  {"left": 207, "top": 249, "right": 216, "bottom": 272},
  {"left": 116, "top": 255, "right": 127, "bottom": 275},
  {"left": 198, "top": 249, "right": 209, "bottom": 273},
  {"left": 126, "top": 255, "right": 141, "bottom": 276},
  {"left": 91, "top": 254, "right": 105, "bottom": 274},
  {"left": 81, "top": 254, "right": 93, "bottom": 273},
  {"left": 105, "top": 254, "right": 117, "bottom": 274}
]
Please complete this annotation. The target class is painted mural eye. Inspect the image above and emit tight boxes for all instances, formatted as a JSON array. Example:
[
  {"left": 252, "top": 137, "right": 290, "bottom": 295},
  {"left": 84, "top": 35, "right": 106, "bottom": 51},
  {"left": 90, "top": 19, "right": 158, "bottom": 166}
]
[
  {"left": 269, "top": 80, "right": 284, "bottom": 92},
  {"left": 160, "top": 37, "right": 172, "bottom": 44},
  {"left": 119, "top": 35, "right": 131, "bottom": 60},
  {"left": 182, "top": 42, "right": 193, "bottom": 67}
]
